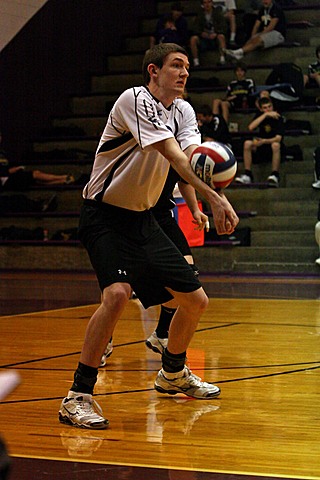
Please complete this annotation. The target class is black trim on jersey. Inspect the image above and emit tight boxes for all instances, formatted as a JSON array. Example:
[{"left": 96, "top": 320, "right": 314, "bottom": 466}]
[
  {"left": 97, "top": 132, "right": 134, "bottom": 154},
  {"left": 173, "top": 117, "right": 179, "bottom": 137},
  {"left": 94, "top": 143, "right": 138, "bottom": 202},
  {"left": 145, "top": 86, "right": 173, "bottom": 111}
]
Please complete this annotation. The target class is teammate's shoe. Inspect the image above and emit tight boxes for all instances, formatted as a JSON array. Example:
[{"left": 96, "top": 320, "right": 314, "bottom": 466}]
[
  {"left": 154, "top": 367, "right": 221, "bottom": 399},
  {"left": 145, "top": 331, "right": 168, "bottom": 354},
  {"left": 100, "top": 338, "right": 114, "bottom": 367},
  {"left": 59, "top": 391, "right": 109, "bottom": 429}
]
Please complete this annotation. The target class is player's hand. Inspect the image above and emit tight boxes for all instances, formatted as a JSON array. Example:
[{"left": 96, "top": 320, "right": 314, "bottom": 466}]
[
  {"left": 210, "top": 192, "right": 239, "bottom": 235},
  {"left": 192, "top": 211, "right": 209, "bottom": 231}
]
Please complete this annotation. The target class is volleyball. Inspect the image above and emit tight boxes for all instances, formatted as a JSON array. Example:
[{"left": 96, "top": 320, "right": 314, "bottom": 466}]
[{"left": 190, "top": 141, "right": 237, "bottom": 189}]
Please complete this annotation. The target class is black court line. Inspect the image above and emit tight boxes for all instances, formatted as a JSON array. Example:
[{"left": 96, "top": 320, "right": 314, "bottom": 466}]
[
  {"left": 1, "top": 363, "right": 319, "bottom": 405},
  {"left": 0, "top": 323, "right": 239, "bottom": 369},
  {"left": 0, "top": 320, "right": 317, "bottom": 370},
  {"left": 6, "top": 359, "right": 320, "bottom": 373}
]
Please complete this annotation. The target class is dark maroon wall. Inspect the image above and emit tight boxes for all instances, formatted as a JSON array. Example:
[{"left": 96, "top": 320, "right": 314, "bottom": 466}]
[{"left": 0, "top": 0, "right": 156, "bottom": 161}]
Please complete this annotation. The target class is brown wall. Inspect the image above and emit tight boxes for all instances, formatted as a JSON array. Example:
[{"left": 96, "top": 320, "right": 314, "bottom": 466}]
[{"left": 0, "top": 0, "right": 156, "bottom": 161}]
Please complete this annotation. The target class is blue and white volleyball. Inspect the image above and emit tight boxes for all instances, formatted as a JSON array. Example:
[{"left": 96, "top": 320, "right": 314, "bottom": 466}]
[{"left": 190, "top": 141, "right": 237, "bottom": 189}]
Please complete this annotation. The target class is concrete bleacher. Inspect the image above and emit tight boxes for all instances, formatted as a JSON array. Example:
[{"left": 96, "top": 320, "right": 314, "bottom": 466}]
[{"left": 0, "top": 0, "right": 319, "bottom": 274}]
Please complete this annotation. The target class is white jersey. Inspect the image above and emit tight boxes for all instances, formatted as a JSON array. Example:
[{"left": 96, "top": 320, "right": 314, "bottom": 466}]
[{"left": 83, "top": 86, "right": 201, "bottom": 211}]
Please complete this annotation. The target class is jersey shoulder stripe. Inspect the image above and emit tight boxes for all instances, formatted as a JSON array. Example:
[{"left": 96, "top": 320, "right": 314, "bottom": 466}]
[{"left": 98, "top": 131, "right": 134, "bottom": 154}]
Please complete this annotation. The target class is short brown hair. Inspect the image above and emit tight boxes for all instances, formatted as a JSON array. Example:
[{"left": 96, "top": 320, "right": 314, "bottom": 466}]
[{"left": 142, "top": 43, "right": 188, "bottom": 85}]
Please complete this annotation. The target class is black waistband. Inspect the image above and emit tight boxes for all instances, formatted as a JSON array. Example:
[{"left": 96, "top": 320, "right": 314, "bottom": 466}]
[{"left": 83, "top": 199, "right": 149, "bottom": 217}]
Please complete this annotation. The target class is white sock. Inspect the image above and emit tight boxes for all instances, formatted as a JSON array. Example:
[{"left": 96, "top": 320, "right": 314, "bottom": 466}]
[
  {"left": 230, "top": 32, "right": 236, "bottom": 41},
  {"left": 162, "top": 368, "right": 185, "bottom": 380},
  {"left": 193, "top": 58, "right": 200, "bottom": 67}
]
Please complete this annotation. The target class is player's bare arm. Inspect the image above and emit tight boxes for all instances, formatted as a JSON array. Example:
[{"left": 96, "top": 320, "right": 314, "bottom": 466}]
[{"left": 178, "top": 181, "right": 208, "bottom": 231}]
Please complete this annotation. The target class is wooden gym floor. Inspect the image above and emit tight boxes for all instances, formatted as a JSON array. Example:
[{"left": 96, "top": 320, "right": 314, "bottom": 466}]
[{"left": 0, "top": 271, "right": 319, "bottom": 480}]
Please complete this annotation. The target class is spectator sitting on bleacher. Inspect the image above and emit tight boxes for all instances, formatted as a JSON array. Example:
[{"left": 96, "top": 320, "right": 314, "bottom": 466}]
[
  {"left": 254, "top": 88, "right": 282, "bottom": 113},
  {"left": 212, "top": 61, "right": 255, "bottom": 123},
  {"left": 303, "top": 45, "right": 320, "bottom": 93},
  {"left": 235, "top": 96, "right": 285, "bottom": 187},
  {"left": 212, "top": 0, "right": 238, "bottom": 47},
  {"left": 196, "top": 104, "right": 232, "bottom": 147},
  {"left": 190, "top": 0, "right": 227, "bottom": 67},
  {"left": 312, "top": 146, "right": 320, "bottom": 190},
  {"left": 0, "top": 133, "right": 79, "bottom": 191},
  {"left": 149, "top": 2, "right": 189, "bottom": 49},
  {"left": 225, "top": 0, "right": 286, "bottom": 61}
]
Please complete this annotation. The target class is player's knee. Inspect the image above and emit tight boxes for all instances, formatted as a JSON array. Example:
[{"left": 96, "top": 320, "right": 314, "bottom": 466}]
[
  {"left": 197, "top": 290, "right": 209, "bottom": 313},
  {"left": 186, "top": 289, "right": 209, "bottom": 314},
  {"left": 102, "top": 283, "right": 130, "bottom": 308}
]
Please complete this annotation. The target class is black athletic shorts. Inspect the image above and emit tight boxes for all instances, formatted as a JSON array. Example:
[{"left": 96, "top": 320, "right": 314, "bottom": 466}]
[
  {"left": 252, "top": 143, "right": 285, "bottom": 164},
  {"left": 78, "top": 201, "right": 202, "bottom": 309},
  {"left": 154, "top": 210, "right": 192, "bottom": 258}
]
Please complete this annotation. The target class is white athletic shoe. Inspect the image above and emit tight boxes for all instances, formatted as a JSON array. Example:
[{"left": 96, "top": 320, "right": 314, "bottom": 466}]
[
  {"left": 235, "top": 173, "right": 253, "bottom": 185},
  {"left": 225, "top": 48, "right": 243, "bottom": 60},
  {"left": 59, "top": 391, "right": 108, "bottom": 429},
  {"left": 312, "top": 179, "right": 320, "bottom": 189},
  {"left": 267, "top": 174, "right": 279, "bottom": 187},
  {"left": 154, "top": 367, "right": 221, "bottom": 399},
  {"left": 145, "top": 331, "right": 168, "bottom": 354},
  {"left": 100, "top": 338, "right": 114, "bottom": 367}
]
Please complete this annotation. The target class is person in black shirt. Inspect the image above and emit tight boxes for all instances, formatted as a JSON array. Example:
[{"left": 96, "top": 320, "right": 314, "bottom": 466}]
[
  {"left": 235, "top": 96, "right": 285, "bottom": 186},
  {"left": 225, "top": 0, "right": 286, "bottom": 60},
  {"left": 213, "top": 61, "right": 255, "bottom": 123},
  {"left": 150, "top": 2, "right": 189, "bottom": 48},
  {"left": 196, "top": 104, "right": 232, "bottom": 147}
]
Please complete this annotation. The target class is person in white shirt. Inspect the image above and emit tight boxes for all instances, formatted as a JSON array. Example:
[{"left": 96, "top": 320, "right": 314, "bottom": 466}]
[{"left": 58, "top": 43, "right": 238, "bottom": 430}]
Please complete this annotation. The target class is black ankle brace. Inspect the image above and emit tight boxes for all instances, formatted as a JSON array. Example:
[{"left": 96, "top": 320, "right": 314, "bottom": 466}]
[
  {"left": 162, "top": 348, "right": 186, "bottom": 373},
  {"left": 71, "top": 363, "right": 98, "bottom": 394}
]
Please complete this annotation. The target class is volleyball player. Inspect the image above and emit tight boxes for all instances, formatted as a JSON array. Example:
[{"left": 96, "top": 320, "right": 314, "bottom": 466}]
[{"left": 59, "top": 43, "right": 238, "bottom": 429}]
